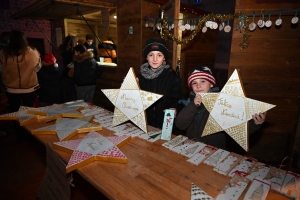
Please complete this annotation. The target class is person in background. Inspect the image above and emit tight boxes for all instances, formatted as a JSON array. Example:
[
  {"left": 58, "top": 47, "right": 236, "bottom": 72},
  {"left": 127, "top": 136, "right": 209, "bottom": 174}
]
[
  {"left": 0, "top": 31, "right": 10, "bottom": 50},
  {"left": 0, "top": 30, "right": 41, "bottom": 112},
  {"left": 83, "top": 34, "right": 98, "bottom": 60},
  {"left": 59, "top": 35, "right": 78, "bottom": 102},
  {"left": 72, "top": 44, "right": 102, "bottom": 103},
  {"left": 0, "top": 31, "right": 10, "bottom": 137},
  {"left": 0, "top": 31, "right": 10, "bottom": 102},
  {"left": 175, "top": 65, "right": 266, "bottom": 151},
  {"left": 37, "top": 53, "right": 63, "bottom": 106},
  {"left": 136, "top": 37, "right": 183, "bottom": 128},
  {"left": 98, "top": 37, "right": 117, "bottom": 63}
]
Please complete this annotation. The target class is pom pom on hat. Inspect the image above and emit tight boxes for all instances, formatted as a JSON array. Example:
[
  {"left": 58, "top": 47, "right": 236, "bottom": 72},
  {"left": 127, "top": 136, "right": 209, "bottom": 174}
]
[
  {"left": 143, "top": 37, "right": 168, "bottom": 59},
  {"left": 43, "top": 53, "right": 58, "bottom": 67},
  {"left": 188, "top": 65, "right": 216, "bottom": 89}
]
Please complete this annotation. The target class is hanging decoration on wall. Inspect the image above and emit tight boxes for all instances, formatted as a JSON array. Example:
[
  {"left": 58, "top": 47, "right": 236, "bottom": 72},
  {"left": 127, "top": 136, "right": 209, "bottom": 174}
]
[
  {"left": 144, "top": 8, "right": 299, "bottom": 49},
  {"left": 161, "top": 12, "right": 250, "bottom": 49}
]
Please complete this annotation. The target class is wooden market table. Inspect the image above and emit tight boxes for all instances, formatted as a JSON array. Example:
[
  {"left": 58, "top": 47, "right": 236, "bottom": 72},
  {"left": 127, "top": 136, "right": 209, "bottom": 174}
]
[{"left": 23, "top": 117, "right": 291, "bottom": 200}]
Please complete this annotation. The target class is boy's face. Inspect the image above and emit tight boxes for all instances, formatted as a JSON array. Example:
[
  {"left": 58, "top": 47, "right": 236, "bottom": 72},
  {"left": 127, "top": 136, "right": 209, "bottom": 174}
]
[
  {"left": 86, "top": 39, "right": 93, "bottom": 46},
  {"left": 191, "top": 78, "right": 213, "bottom": 93},
  {"left": 147, "top": 51, "right": 165, "bottom": 69}
]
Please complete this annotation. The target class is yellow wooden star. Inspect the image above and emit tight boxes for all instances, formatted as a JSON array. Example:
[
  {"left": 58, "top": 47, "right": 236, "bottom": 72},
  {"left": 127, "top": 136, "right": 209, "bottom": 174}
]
[
  {"left": 102, "top": 67, "right": 163, "bottom": 133},
  {"left": 53, "top": 131, "right": 131, "bottom": 173},
  {"left": 200, "top": 69, "right": 276, "bottom": 151},
  {"left": 31, "top": 116, "right": 102, "bottom": 141},
  {"left": 0, "top": 106, "right": 48, "bottom": 126},
  {"left": 27, "top": 104, "right": 84, "bottom": 122}
]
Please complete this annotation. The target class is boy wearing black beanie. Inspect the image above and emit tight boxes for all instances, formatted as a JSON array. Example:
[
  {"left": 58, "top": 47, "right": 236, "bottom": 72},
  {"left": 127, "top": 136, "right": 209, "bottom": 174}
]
[{"left": 136, "top": 37, "right": 183, "bottom": 128}]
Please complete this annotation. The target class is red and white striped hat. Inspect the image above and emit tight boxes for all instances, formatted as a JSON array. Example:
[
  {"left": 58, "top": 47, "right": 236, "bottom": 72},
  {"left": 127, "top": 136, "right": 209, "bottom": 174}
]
[{"left": 188, "top": 66, "right": 216, "bottom": 89}]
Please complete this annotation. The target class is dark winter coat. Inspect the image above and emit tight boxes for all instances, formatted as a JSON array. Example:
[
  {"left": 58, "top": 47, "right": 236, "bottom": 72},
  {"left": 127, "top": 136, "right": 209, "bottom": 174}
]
[
  {"left": 175, "top": 91, "right": 262, "bottom": 151},
  {"left": 73, "top": 51, "right": 102, "bottom": 86},
  {"left": 137, "top": 66, "right": 183, "bottom": 128},
  {"left": 61, "top": 50, "right": 73, "bottom": 78},
  {"left": 37, "top": 64, "right": 63, "bottom": 104}
]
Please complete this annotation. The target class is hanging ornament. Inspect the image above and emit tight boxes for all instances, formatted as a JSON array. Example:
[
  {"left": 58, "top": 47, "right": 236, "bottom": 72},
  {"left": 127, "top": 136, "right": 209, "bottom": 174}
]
[
  {"left": 224, "top": 20, "right": 231, "bottom": 33},
  {"left": 185, "top": 20, "right": 191, "bottom": 30},
  {"left": 265, "top": 12, "right": 272, "bottom": 27},
  {"left": 249, "top": 11, "right": 257, "bottom": 31},
  {"left": 219, "top": 21, "right": 224, "bottom": 31},
  {"left": 257, "top": 10, "right": 265, "bottom": 28},
  {"left": 161, "top": 13, "right": 250, "bottom": 49},
  {"left": 212, "top": 21, "right": 218, "bottom": 29},
  {"left": 237, "top": 14, "right": 245, "bottom": 33},
  {"left": 275, "top": 9, "right": 282, "bottom": 26},
  {"left": 291, "top": 11, "right": 299, "bottom": 24},
  {"left": 205, "top": 20, "right": 211, "bottom": 28},
  {"left": 202, "top": 25, "right": 208, "bottom": 33}
]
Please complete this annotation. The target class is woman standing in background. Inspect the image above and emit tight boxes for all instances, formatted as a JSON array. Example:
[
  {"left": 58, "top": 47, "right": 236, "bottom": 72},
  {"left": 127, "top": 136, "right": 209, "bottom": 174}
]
[
  {"left": 0, "top": 30, "right": 41, "bottom": 112},
  {"left": 59, "top": 35, "right": 78, "bottom": 102}
]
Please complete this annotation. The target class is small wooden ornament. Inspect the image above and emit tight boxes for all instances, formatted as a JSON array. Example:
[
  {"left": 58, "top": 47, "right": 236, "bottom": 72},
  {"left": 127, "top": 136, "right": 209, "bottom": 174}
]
[
  {"left": 246, "top": 162, "right": 271, "bottom": 181},
  {"left": 204, "top": 148, "right": 230, "bottom": 167},
  {"left": 191, "top": 183, "right": 214, "bottom": 200},
  {"left": 264, "top": 166, "right": 287, "bottom": 191},
  {"left": 243, "top": 177, "right": 271, "bottom": 200},
  {"left": 169, "top": 139, "right": 194, "bottom": 154},
  {"left": 280, "top": 171, "right": 300, "bottom": 198},
  {"left": 228, "top": 156, "right": 257, "bottom": 177},
  {"left": 216, "top": 174, "right": 251, "bottom": 200},
  {"left": 213, "top": 152, "right": 243, "bottom": 176},
  {"left": 162, "top": 135, "right": 188, "bottom": 149},
  {"left": 180, "top": 142, "right": 206, "bottom": 158},
  {"left": 187, "top": 145, "right": 217, "bottom": 166}
]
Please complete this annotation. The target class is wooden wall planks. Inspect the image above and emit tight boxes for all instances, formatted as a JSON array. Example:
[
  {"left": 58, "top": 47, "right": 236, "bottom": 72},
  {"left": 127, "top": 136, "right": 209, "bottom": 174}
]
[{"left": 232, "top": 0, "right": 300, "bottom": 164}]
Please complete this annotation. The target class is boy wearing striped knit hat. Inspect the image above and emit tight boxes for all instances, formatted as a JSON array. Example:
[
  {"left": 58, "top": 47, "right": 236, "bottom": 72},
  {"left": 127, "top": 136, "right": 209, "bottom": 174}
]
[{"left": 175, "top": 65, "right": 266, "bottom": 151}]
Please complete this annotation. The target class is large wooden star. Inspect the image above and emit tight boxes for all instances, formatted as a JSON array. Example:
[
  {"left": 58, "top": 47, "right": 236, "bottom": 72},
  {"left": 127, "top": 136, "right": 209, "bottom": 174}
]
[
  {"left": 101, "top": 67, "right": 163, "bottom": 133},
  {"left": 31, "top": 116, "right": 102, "bottom": 141},
  {"left": 200, "top": 69, "right": 276, "bottom": 151},
  {"left": 53, "top": 130, "right": 131, "bottom": 173},
  {"left": 0, "top": 106, "right": 48, "bottom": 126},
  {"left": 28, "top": 104, "right": 84, "bottom": 122}
]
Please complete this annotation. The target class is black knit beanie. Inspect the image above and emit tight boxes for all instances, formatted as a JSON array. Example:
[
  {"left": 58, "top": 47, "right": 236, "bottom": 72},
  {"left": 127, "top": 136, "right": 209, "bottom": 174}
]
[{"left": 143, "top": 37, "right": 168, "bottom": 60}]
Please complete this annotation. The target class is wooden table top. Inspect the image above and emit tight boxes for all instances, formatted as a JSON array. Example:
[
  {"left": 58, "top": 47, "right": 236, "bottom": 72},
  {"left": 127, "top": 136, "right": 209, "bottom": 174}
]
[{"left": 24, "top": 117, "right": 291, "bottom": 200}]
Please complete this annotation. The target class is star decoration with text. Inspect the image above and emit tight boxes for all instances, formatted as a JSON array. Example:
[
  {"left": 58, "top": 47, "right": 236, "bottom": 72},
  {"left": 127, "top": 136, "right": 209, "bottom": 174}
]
[
  {"left": 200, "top": 69, "right": 276, "bottom": 151},
  {"left": 0, "top": 106, "right": 48, "bottom": 126},
  {"left": 31, "top": 116, "right": 102, "bottom": 141},
  {"left": 53, "top": 130, "right": 131, "bottom": 173},
  {"left": 101, "top": 67, "right": 163, "bottom": 133},
  {"left": 27, "top": 104, "right": 84, "bottom": 122}
]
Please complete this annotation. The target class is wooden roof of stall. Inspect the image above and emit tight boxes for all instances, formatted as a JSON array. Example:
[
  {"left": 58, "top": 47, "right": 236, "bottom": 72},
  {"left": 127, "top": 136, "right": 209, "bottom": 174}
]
[{"left": 10, "top": 0, "right": 116, "bottom": 20}]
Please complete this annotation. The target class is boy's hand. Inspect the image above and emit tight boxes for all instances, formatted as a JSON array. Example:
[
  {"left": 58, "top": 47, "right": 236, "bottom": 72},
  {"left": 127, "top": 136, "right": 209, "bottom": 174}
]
[
  {"left": 252, "top": 112, "right": 266, "bottom": 125},
  {"left": 194, "top": 94, "right": 202, "bottom": 106}
]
